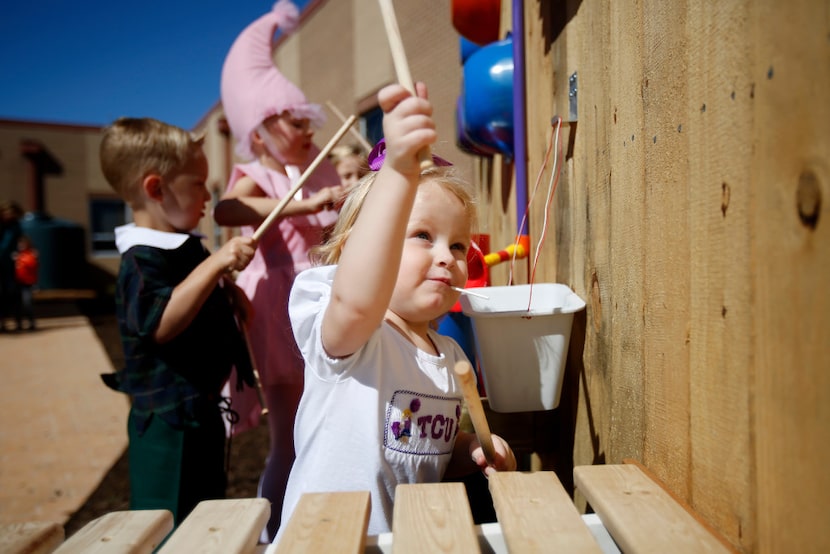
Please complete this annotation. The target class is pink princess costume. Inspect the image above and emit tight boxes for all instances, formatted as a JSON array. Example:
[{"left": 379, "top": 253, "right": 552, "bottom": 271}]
[{"left": 225, "top": 155, "right": 339, "bottom": 434}]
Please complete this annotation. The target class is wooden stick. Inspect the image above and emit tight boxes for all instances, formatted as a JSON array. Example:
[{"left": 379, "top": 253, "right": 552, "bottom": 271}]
[
  {"left": 325, "top": 100, "right": 372, "bottom": 152},
  {"left": 376, "top": 0, "right": 433, "bottom": 169},
  {"left": 240, "top": 319, "right": 268, "bottom": 416},
  {"left": 222, "top": 275, "right": 269, "bottom": 416},
  {"left": 252, "top": 115, "right": 357, "bottom": 242},
  {"left": 454, "top": 360, "right": 497, "bottom": 466}
]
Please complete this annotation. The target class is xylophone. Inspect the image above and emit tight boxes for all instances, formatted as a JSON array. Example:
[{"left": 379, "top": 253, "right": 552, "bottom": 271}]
[
  {"left": 1, "top": 465, "right": 733, "bottom": 554},
  {"left": 271, "top": 466, "right": 732, "bottom": 553}
]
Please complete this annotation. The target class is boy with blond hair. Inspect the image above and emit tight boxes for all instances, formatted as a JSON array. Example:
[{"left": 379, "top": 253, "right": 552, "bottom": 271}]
[{"left": 100, "top": 117, "right": 257, "bottom": 524}]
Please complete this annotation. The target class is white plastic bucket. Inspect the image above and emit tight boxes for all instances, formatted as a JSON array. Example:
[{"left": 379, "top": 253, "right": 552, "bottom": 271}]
[{"left": 459, "top": 284, "right": 586, "bottom": 413}]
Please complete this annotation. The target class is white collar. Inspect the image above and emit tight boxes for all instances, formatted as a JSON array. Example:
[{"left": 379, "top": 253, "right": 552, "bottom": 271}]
[{"left": 115, "top": 223, "right": 197, "bottom": 253}]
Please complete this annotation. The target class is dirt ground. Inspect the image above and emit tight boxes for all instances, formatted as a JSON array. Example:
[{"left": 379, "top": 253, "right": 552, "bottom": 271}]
[
  {"left": 61, "top": 299, "right": 271, "bottom": 538},
  {"left": 63, "top": 424, "right": 270, "bottom": 537}
]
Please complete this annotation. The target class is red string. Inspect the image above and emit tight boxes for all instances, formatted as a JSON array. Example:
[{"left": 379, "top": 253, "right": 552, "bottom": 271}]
[
  {"left": 509, "top": 119, "right": 558, "bottom": 286},
  {"left": 514, "top": 117, "right": 563, "bottom": 311},
  {"left": 528, "top": 118, "right": 564, "bottom": 292}
]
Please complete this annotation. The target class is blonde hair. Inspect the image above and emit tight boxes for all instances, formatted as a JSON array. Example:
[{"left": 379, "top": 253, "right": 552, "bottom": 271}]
[
  {"left": 312, "top": 165, "right": 477, "bottom": 265},
  {"left": 328, "top": 144, "right": 368, "bottom": 173},
  {"left": 99, "top": 117, "right": 204, "bottom": 204},
  {"left": 328, "top": 143, "right": 366, "bottom": 164}
]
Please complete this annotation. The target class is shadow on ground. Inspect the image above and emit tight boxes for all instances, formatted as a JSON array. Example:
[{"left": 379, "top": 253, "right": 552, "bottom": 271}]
[{"left": 59, "top": 296, "right": 270, "bottom": 538}]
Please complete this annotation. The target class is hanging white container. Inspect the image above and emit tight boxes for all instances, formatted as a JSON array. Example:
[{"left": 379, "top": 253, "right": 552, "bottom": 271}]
[{"left": 459, "top": 283, "right": 586, "bottom": 413}]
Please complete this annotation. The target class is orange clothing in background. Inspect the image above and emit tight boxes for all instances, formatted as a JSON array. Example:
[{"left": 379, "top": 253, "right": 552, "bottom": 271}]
[{"left": 15, "top": 250, "right": 38, "bottom": 286}]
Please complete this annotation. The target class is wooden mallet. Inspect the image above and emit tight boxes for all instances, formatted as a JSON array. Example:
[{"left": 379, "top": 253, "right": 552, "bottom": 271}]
[
  {"left": 376, "top": 0, "right": 433, "bottom": 170},
  {"left": 240, "top": 319, "right": 269, "bottom": 416},
  {"left": 221, "top": 275, "right": 268, "bottom": 416},
  {"left": 252, "top": 114, "right": 358, "bottom": 242},
  {"left": 454, "top": 360, "right": 497, "bottom": 466},
  {"left": 325, "top": 100, "right": 372, "bottom": 153}
]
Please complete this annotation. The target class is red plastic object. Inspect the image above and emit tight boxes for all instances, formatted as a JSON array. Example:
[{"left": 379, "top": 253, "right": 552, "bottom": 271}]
[
  {"left": 451, "top": 0, "right": 501, "bottom": 46},
  {"left": 450, "top": 235, "right": 490, "bottom": 313}
]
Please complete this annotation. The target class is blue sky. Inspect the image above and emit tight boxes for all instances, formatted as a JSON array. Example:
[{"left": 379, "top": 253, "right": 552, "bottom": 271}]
[{"left": 0, "top": 1, "right": 309, "bottom": 130}]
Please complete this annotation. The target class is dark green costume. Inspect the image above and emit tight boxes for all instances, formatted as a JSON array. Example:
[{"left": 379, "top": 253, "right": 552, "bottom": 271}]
[{"left": 102, "top": 225, "right": 253, "bottom": 524}]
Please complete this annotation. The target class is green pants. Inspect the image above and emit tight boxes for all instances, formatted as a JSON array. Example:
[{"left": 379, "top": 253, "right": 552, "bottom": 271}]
[{"left": 127, "top": 409, "right": 226, "bottom": 525}]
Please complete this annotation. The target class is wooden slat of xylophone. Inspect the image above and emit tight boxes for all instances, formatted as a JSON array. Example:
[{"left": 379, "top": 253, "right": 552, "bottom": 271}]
[
  {"left": 157, "top": 498, "right": 269, "bottom": 554},
  {"left": 489, "top": 471, "right": 604, "bottom": 553},
  {"left": 54, "top": 510, "right": 172, "bottom": 554},
  {"left": 274, "top": 491, "right": 370, "bottom": 554},
  {"left": 0, "top": 521, "right": 64, "bottom": 554},
  {"left": 574, "top": 465, "right": 733, "bottom": 553},
  {"left": 392, "top": 482, "right": 480, "bottom": 554}
]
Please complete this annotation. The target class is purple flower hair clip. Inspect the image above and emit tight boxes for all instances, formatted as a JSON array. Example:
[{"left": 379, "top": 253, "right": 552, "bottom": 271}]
[{"left": 367, "top": 138, "right": 453, "bottom": 171}]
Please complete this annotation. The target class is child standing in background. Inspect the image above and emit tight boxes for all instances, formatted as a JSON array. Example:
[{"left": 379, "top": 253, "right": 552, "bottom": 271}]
[
  {"left": 275, "top": 82, "right": 516, "bottom": 540},
  {"left": 213, "top": 0, "right": 346, "bottom": 540},
  {"left": 98, "top": 117, "right": 257, "bottom": 525},
  {"left": 13, "top": 235, "right": 38, "bottom": 331},
  {"left": 328, "top": 144, "right": 368, "bottom": 190},
  {"left": 0, "top": 201, "right": 23, "bottom": 332}
]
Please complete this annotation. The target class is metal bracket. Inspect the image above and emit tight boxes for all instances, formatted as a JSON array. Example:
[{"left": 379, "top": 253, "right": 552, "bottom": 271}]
[{"left": 568, "top": 71, "right": 578, "bottom": 122}]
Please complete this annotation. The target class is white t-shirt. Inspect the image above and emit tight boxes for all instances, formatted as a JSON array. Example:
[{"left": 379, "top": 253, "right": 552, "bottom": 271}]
[{"left": 277, "top": 265, "right": 469, "bottom": 539}]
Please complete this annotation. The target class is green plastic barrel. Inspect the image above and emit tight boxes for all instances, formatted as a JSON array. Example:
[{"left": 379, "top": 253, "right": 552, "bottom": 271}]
[{"left": 21, "top": 212, "right": 86, "bottom": 290}]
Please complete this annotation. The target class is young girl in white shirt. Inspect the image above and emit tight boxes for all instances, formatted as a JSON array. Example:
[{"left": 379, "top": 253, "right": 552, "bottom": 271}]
[{"left": 276, "top": 82, "right": 516, "bottom": 539}]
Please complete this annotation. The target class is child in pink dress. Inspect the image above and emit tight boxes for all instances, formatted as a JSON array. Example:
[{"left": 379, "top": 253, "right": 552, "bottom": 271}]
[{"left": 213, "top": 0, "right": 346, "bottom": 540}]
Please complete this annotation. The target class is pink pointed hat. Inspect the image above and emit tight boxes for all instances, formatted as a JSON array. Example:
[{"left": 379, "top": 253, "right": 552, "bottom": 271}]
[{"left": 221, "top": 0, "right": 325, "bottom": 159}]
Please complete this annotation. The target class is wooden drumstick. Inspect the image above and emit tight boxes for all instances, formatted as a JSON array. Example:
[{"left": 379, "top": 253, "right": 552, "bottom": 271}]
[
  {"left": 454, "top": 360, "right": 497, "bottom": 466},
  {"left": 325, "top": 101, "right": 372, "bottom": 152},
  {"left": 376, "top": 0, "right": 433, "bottom": 170},
  {"left": 240, "top": 319, "right": 269, "bottom": 416},
  {"left": 252, "top": 114, "right": 357, "bottom": 242},
  {"left": 222, "top": 275, "right": 268, "bottom": 416}
]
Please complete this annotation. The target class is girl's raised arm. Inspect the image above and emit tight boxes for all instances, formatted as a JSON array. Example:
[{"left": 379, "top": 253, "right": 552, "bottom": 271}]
[{"left": 321, "top": 83, "right": 435, "bottom": 358}]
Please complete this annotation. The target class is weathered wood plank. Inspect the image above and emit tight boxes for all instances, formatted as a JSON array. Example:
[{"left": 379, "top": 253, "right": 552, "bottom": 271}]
[
  {"left": 557, "top": 0, "right": 617, "bottom": 504},
  {"left": 574, "top": 464, "right": 731, "bottom": 553},
  {"left": 489, "top": 471, "right": 602, "bottom": 553},
  {"left": 54, "top": 510, "right": 171, "bottom": 554},
  {"left": 0, "top": 522, "right": 64, "bottom": 554},
  {"left": 607, "top": 0, "right": 648, "bottom": 466},
  {"left": 157, "top": 499, "right": 268, "bottom": 554},
  {"left": 752, "top": 0, "right": 830, "bottom": 551},
  {"left": 686, "top": 2, "right": 754, "bottom": 549},
  {"left": 639, "top": 0, "right": 693, "bottom": 497},
  {"left": 274, "top": 491, "right": 369, "bottom": 554},
  {"left": 391, "top": 482, "right": 479, "bottom": 554}
]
